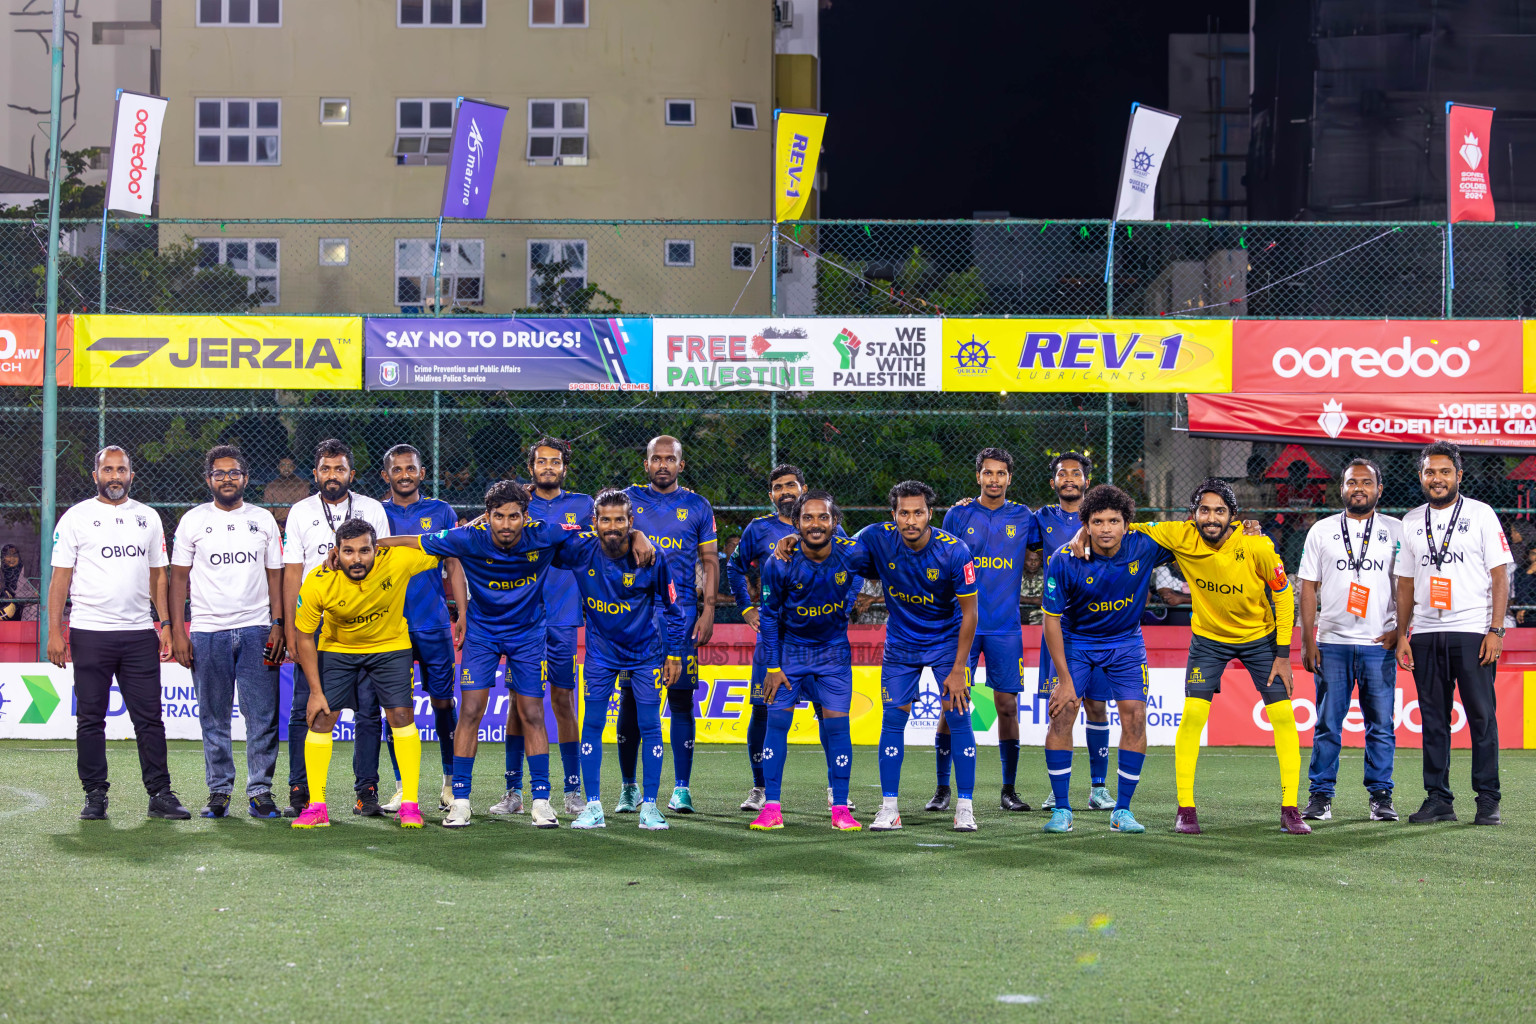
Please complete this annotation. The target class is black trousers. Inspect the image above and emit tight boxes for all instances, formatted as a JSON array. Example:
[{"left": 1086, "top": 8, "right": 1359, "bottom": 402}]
[
  {"left": 72, "top": 628, "right": 170, "bottom": 796},
  {"left": 1409, "top": 631, "right": 1500, "bottom": 803}
]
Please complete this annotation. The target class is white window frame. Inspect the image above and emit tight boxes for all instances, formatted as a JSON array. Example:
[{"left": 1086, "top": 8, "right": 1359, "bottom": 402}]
[
  {"left": 731, "top": 101, "right": 759, "bottom": 130},
  {"left": 527, "top": 239, "right": 588, "bottom": 306},
  {"left": 529, "top": 0, "right": 588, "bottom": 27},
  {"left": 397, "top": 0, "right": 485, "bottom": 27},
  {"left": 319, "top": 98, "right": 350, "bottom": 125},
  {"left": 194, "top": 98, "right": 281, "bottom": 165},
  {"left": 395, "top": 238, "right": 485, "bottom": 307},
  {"left": 395, "top": 98, "right": 457, "bottom": 161},
  {"left": 527, "top": 98, "right": 588, "bottom": 165},
  {"left": 731, "top": 243, "right": 757, "bottom": 271},
  {"left": 664, "top": 99, "right": 696, "bottom": 127},
  {"left": 195, "top": 238, "right": 280, "bottom": 305},
  {"left": 664, "top": 239, "right": 695, "bottom": 268},
  {"left": 318, "top": 239, "right": 350, "bottom": 267},
  {"left": 197, "top": 0, "right": 282, "bottom": 26}
]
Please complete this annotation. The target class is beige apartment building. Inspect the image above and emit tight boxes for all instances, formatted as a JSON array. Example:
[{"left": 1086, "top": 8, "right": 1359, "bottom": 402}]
[{"left": 154, "top": 0, "right": 813, "bottom": 316}]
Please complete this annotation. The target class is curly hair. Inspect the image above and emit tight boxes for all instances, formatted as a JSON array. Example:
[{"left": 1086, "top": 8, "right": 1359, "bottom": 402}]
[
  {"left": 1189, "top": 477, "right": 1239, "bottom": 517},
  {"left": 1078, "top": 484, "right": 1136, "bottom": 525},
  {"left": 484, "top": 479, "right": 531, "bottom": 515}
]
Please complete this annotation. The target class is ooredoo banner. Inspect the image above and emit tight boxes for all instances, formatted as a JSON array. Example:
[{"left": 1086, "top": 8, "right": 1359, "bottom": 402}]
[
  {"left": 73, "top": 315, "right": 361, "bottom": 389},
  {"left": 653, "top": 318, "right": 942, "bottom": 392},
  {"left": 943, "top": 318, "right": 1232, "bottom": 392},
  {"left": 0, "top": 315, "right": 73, "bottom": 386},
  {"left": 364, "top": 317, "right": 651, "bottom": 391},
  {"left": 1232, "top": 320, "right": 1518, "bottom": 393},
  {"left": 105, "top": 91, "right": 168, "bottom": 217},
  {"left": 1187, "top": 392, "right": 1536, "bottom": 450}
]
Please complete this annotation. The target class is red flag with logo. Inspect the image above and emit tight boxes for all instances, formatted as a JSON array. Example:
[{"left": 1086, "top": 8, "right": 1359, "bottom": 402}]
[{"left": 1447, "top": 102, "right": 1495, "bottom": 223}]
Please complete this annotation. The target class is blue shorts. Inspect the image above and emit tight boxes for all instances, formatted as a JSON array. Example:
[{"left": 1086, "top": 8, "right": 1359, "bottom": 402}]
[
  {"left": 880, "top": 638, "right": 966, "bottom": 709},
  {"left": 410, "top": 627, "right": 458, "bottom": 701},
  {"left": 545, "top": 625, "right": 579, "bottom": 691},
  {"left": 770, "top": 643, "right": 853, "bottom": 713},
  {"left": 621, "top": 606, "right": 699, "bottom": 691},
  {"left": 968, "top": 631, "right": 1024, "bottom": 693},
  {"left": 459, "top": 631, "right": 547, "bottom": 699},
  {"left": 1066, "top": 644, "right": 1149, "bottom": 704},
  {"left": 1036, "top": 636, "right": 1060, "bottom": 697},
  {"left": 583, "top": 652, "right": 665, "bottom": 707},
  {"left": 749, "top": 641, "right": 769, "bottom": 706}
]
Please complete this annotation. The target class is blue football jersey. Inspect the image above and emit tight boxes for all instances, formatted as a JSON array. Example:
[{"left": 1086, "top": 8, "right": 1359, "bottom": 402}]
[
  {"left": 1032, "top": 503, "right": 1083, "bottom": 561},
  {"left": 418, "top": 519, "right": 579, "bottom": 640},
  {"left": 380, "top": 496, "right": 458, "bottom": 632},
  {"left": 552, "top": 532, "right": 688, "bottom": 664},
  {"left": 527, "top": 489, "right": 595, "bottom": 628},
  {"left": 727, "top": 513, "right": 859, "bottom": 611},
  {"left": 849, "top": 523, "right": 977, "bottom": 649},
  {"left": 1042, "top": 532, "right": 1172, "bottom": 648},
  {"left": 941, "top": 500, "right": 1035, "bottom": 635},
  {"left": 626, "top": 484, "right": 717, "bottom": 604},
  {"left": 758, "top": 538, "right": 863, "bottom": 664}
]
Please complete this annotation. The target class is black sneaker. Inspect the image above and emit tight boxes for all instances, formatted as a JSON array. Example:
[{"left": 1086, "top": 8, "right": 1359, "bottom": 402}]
[
  {"left": 248, "top": 793, "right": 282, "bottom": 819},
  {"left": 999, "top": 786, "right": 1031, "bottom": 812},
  {"left": 1369, "top": 790, "right": 1398, "bottom": 821},
  {"left": 147, "top": 790, "right": 192, "bottom": 820},
  {"left": 284, "top": 784, "right": 309, "bottom": 818},
  {"left": 79, "top": 788, "right": 109, "bottom": 821},
  {"left": 924, "top": 785, "right": 952, "bottom": 812},
  {"left": 1474, "top": 798, "right": 1502, "bottom": 826},
  {"left": 200, "top": 792, "right": 231, "bottom": 819},
  {"left": 1408, "top": 798, "right": 1457, "bottom": 824},
  {"left": 353, "top": 784, "right": 383, "bottom": 817},
  {"left": 1301, "top": 794, "right": 1332, "bottom": 821}
]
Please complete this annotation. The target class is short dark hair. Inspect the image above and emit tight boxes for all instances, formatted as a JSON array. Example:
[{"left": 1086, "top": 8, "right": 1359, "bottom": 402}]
[
  {"left": 593, "top": 488, "right": 632, "bottom": 516},
  {"left": 334, "top": 518, "right": 376, "bottom": 546},
  {"left": 1189, "top": 477, "right": 1239, "bottom": 517},
  {"left": 314, "top": 438, "right": 353, "bottom": 470},
  {"left": 974, "top": 447, "right": 1014, "bottom": 474},
  {"left": 527, "top": 436, "right": 572, "bottom": 469},
  {"left": 791, "top": 489, "right": 842, "bottom": 529},
  {"left": 204, "top": 444, "right": 247, "bottom": 477},
  {"left": 1079, "top": 484, "right": 1136, "bottom": 525},
  {"left": 1341, "top": 457, "right": 1382, "bottom": 486},
  {"left": 1419, "top": 440, "right": 1463, "bottom": 473},
  {"left": 1049, "top": 451, "right": 1093, "bottom": 481},
  {"left": 888, "top": 479, "right": 936, "bottom": 511},
  {"left": 484, "top": 479, "right": 530, "bottom": 515},
  {"left": 769, "top": 463, "right": 805, "bottom": 488},
  {"left": 383, "top": 443, "right": 422, "bottom": 468}
]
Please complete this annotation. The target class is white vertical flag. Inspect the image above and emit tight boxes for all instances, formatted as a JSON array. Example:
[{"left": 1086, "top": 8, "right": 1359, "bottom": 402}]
[
  {"left": 1112, "top": 103, "right": 1180, "bottom": 222},
  {"left": 105, "top": 91, "right": 168, "bottom": 216}
]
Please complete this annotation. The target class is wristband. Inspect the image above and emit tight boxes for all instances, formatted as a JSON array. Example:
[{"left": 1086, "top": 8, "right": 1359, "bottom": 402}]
[{"left": 159, "top": 620, "right": 170, "bottom": 629}]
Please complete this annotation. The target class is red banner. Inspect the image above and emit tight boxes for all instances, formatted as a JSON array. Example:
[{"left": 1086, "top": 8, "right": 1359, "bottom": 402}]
[
  {"left": 1231, "top": 319, "right": 1518, "bottom": 393},
  {"left": 0, "top": 315, "right": 73, "bottom": 387},
  {"left": 1448, "top": 102, "right": 1496, "bottom": 223},
  {"left": 1188, "top": 392, "right": 1536, "bottom": 450}
]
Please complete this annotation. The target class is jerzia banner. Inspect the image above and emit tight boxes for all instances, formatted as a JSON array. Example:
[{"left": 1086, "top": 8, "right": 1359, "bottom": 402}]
[{"left": 73, "top": 316, "right": 361, "bottom": 389}]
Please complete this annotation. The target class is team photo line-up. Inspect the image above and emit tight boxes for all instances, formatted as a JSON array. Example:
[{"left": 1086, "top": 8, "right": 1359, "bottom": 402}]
[{"left": 49, "top": 432, "right": 1511, "bottom": 834}]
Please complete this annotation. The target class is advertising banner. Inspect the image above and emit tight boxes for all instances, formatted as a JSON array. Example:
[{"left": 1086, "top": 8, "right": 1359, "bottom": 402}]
[
  {"left": 774, "top": 110, "right": 828, "bottom": 222},
  {"left": 364, "top": 317, "right": 651, "bottom": 391},
  {"left": 1232, "top": 319, "right": 1518, "bottom": 393},
  {"left": 1113, "top": 103, "right": 1181, "bottom": 221},
  {"left": 105, "top": 91, "right": 168, "bottom": 217},
  {"left": 440, "top": 99, "right": 508, "bottom": 220},
  {"left": 0, "top": 315, "right": 73, "bottom": 386},
  {"left": 943, "top": 318, "right": 1231, "bottom": 392},
  {"left": 653, "top": 317, "right": 942, "bottom": 392},
  {"left": 73, "top": 315, "right": 361, "bottom": 389},
  {"left": 1447, "top": 102, "right": 1496, "bottom": 224},
  {"left": 1188, "top": 392, "right": 1536, "bottom": 450}
]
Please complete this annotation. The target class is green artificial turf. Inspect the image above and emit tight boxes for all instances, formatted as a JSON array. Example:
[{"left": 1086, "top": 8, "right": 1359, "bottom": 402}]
[{"left": 0, "top": 740, "right": 1530, "bottom": 1023}]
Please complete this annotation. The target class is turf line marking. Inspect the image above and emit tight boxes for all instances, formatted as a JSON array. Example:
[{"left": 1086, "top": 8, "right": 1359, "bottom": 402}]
[
  {"left": 996, "top": 994, "right": 1043, "bottom": 1005},
  {"left": 0, "top": 785, "right": 49, "bottom": 818}
]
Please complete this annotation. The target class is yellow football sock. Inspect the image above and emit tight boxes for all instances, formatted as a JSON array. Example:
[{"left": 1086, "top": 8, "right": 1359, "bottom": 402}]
[
  {"left": 392, "top": 723, "right": 422, "bottom": 805},
  {"left": 1268, "top": 699, "right": 1301, "bottom": 807},
  {"left": 1175, "top": 698, "right": 1211, "bottom": 807},
  {"left": 304, "top": 729, "right": 333, "bottom": 804}
]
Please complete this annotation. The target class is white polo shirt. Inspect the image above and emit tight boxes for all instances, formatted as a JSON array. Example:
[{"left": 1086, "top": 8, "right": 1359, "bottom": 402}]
[
  {"left": 282, "top": 492, "right": 391, "bottom": 575},
  {"left": 51, "top": 497, "right": 168, "bottom": 631},
  {"left": 172, "top": 501, "right": 285, "bottom": 632},
  {"left": 1297, "top": 511, "right": 1404, "bottom": 645},
  {"left": 1394, "top": 495, "right": 1513, "bottom": 634}
]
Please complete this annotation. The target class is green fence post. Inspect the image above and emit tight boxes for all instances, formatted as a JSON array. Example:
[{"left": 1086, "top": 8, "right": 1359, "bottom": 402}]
[
  {"left": 98, "top": 389, "right": 106, "bottom": 451},
  {"left": 38, "top": 0, "right": 65, "bottom": 661},
  {"left": 1106, "top": 392, "right": 1114, "bottom": 487},
  {"left": 769, "top": 392, "right": 778, "bottom": 468},
  {"left": 432, "top": 390, "right": 441, "bottom": 498}
]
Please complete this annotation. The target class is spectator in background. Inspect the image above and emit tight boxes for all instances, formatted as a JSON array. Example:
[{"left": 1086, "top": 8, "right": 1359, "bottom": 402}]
[
  {"left": 1154, "top": 562, "right": 1193, "bottom": 627},
  {"left": 1277, "top": 459, "right": 1326, "bottom": 508},
  {"left": 1515, "top": 545, "right": 1536, "bottom": 627},
  {"left": 703, "top": 534, "right": 743, "bottom": 625},
  {"left": 0, "top": 544, "right": 38, "bottom": 621},
  {"left": 1019, "top": 547, "right": 1044, "bottom": 626},
  {"left": 440, "top": 463, "right": 479, "bottom": 510},
  {"left": 261, "top": 457, "right": 310, "bottom": 529},
  {"left": 852, "top": 576, "right": 888, "bottom": 626},
  {"left": 1505, "top": 520, "right": 1528, "bottom": 570}
]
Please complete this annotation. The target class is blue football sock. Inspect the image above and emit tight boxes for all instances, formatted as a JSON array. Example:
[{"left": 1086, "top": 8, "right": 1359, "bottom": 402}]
[
  {"left": 823, "top": 715, "right": 852, "bottom": 806},
  {"left": 943, "top": 708, "right": 977, "bottom": 801},
  {"left": 817, "top": 714, "right": 837, "bottom": 787},
  {"left": 503, "top": 733, "right": 525, "bottom": 791},
  {"left": 934, "top": 729, "right": 952, "bottom": 788},
  {"left": 384, "top": 717, "right": 402, "bottom": 782},
  {"left": 452, "top": 754, "right": 475, "bottom": 800},
  {"left": 747, "top": 702, "right": 768, "bottom": 789},
  {"left": 1045, "top": 748, "right": 1073, "bottom": 811},
  {"left": 433, "top": 702, "right": 457, "bottom": 776},
  {"left": 879, "top": 706, "right": 909, "bottom": 798},
  {"left": 1116, "top": 749, "right": 1145, "bottom": 811},
  {"left": 667, "top": 688, "right": 695, "bottom": 788},
  {"left": 527, "top": 753, "right": 550, "bottom": 801},
  {"left": 999, "top": 738, "right": 1020, "bottom": 788},
  {"left": 558, "top": 740, "right": 580, "bottom": 794},
  {"left": 762, "top": 708, "right": 794, "bottom": 803},
  {"left": 616, "top": 686, "right": 639, "bottom": 785},
  {"left": 638, "top": 701, "right": 664, "bottom": 804},
  {"left": 1086, "top": 722, "right": 1111, "bottom": 787},
  {"left": 580, "top": 703, "right": 606, "bottom": 803}
]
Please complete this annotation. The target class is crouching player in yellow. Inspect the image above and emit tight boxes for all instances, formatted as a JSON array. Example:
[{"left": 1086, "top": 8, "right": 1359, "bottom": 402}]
[{"left": 290, "top": 518, "right": 434, "bottom": 829}]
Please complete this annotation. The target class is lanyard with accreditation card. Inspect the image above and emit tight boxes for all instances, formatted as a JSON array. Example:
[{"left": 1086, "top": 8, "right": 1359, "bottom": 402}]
[
  {"left": 1339, "top": 512, "right": 1374, "bottom": 617},
  {"left": 1425, "top": 497, "right": 1463, "bottom": 612}
]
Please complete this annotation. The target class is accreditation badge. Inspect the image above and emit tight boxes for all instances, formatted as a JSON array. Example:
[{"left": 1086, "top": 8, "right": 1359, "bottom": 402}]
[
  {"left": 1346, "top": 581, "right": 1370, "bottom": 618},
  {"left": 1429, "top": 576, "right": 1453, "bottom": 611}
]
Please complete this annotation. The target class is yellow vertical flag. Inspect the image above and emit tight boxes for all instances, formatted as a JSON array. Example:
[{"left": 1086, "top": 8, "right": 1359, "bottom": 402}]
[{"left": 774, "top": 110, "right": 827, "bottom": 222}]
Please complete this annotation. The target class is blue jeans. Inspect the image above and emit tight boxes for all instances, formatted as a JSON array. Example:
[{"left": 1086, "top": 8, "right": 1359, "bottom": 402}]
[
  {"left": 1308, "top": 642, "right": 1396, "bottom": 798},
  {"left": 191, "top": 626, "right": 281, "bottom": 797}
]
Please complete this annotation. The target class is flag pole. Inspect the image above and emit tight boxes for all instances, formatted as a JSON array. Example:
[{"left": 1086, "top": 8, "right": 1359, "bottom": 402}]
[
  {"left": 98, "top": 87, "right": 124, "bottom": 314},
  {"left": 38, "top": 0, "right": 65, "bottom": 660},
  {"left": 770, "top": 108, "right": 780, "bottom": 316},
  {"left": 433, "top": 95, "right": 463, "bottom": 317},
  {"left": 1105, "top": 102, "right": 1140, "bottom": 317}
]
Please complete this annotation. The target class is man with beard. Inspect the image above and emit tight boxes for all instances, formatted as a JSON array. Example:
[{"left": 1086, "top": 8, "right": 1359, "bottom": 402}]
[
  {"left": 491, "top": 437, "right": 593, "bottom": 819},
  {"left": 169, "top": 445, "right": 287, "bottom": 819},
  {"left": 553, "top": 489, "right": 687, "bottom": 831},
  {"left": 49, "top": 446, "right": 189, "bottom": 821},
  {"left": 281, "top": 439, "right": 392, "bottom": 817},
  {"left": 1395, "top": 441, "right": 1512, "bottom": 826},
  {"left": 1297, "top": 458, "right": 1404, "bottom": 823}
]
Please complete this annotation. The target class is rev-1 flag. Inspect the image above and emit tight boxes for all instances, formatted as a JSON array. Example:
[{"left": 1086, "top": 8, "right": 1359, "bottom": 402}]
[
  {"left": 1447, "top": 102, "right": 1496, "bottom": 223},
  {"left": 1113, "top": 103, "right": 1180, "bottom": 221},
  {"left": 440, "top": 98, "right": 508, "bottom": 219},
  {"left": 774, "top": 110, "right": 827, "bottom": 222},
  {"left": 105, "top": 91, "right": 168, "bottom": 216}
]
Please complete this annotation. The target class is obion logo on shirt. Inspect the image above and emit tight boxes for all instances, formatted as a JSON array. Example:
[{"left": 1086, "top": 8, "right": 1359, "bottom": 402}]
[{"left": 1234, "top": 320, "right": 1518, "bottom": 393}]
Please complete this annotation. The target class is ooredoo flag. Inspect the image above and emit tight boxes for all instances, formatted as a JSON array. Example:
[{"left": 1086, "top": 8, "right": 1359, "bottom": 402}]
[
  {"left": 774, "top": 110, "right": 827, "bottom": 222},
  {"left": 1447, "top": 102, "right": 1496, "bottom": 223},
  {"left": 105, "top": 91, "right": 168, "bottom": 216},
  {"left": 440, "top": 99, "right": 508, "bottom": 220},
  {"left": 1113, "top": 103, "right": 1180, "bottom": 221}
]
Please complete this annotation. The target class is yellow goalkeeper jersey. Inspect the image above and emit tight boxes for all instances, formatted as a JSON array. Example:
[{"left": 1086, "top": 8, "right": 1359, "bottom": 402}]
[
  {"left": 1131, "top": 521, "right": 1293, "bottom": 646},
  {"left": 294, "top": 546, "right": 439, "bottom": 654}
]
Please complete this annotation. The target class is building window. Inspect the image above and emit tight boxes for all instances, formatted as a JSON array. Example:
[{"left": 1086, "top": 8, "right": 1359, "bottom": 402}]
[
  {"left": 664, "top": 240, "right": 694, "bottom": 267},
  {"left": 395, "top": 98, "right": 456, "bottom": 160},
  {"left": 731, "top": 102, "right": 758, "bottom": 130},
  {"left": 731, "top": 243, "right": 757, "bottom": 270},
  {"left": 196, "top": 238, "right": 279, "bottom": 304},
  {"left": 528, "top": 240, "right": 587, "bottom": 305},
  {"left": 665, "top": 100, "right": 695, "bottom": 126},
  {"left": 195, "top": 99, "right": 280, "bottom": 164},
  {"left": 527, "top": 99, "right": 587, "bottom": 164},
  {"left": 398, "top": 0, "right": 484, "bottom": 26},
  {"left": 319, "top": 239, "right": 350, "bottom": 267},
  {"left": 319, "top": 99, "right": 350, "bottom": 125},
  {"left": 530, "top": 0, "right": 586, "bottom": 26},
  {"left": 198, "top": 0, "right": 280, "bottom": 25},
  {"left": 395, "top": 239, "right": 484, "bottom": 306}
]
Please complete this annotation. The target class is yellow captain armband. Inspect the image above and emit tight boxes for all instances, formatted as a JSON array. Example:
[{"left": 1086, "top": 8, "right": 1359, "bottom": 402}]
[{"left": 666, "top": 655, "right": 682, "bottom": 662}]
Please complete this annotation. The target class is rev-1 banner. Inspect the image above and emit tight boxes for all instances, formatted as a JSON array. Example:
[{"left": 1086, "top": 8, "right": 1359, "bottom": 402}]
[
  {"left": 364, "top": 317, "right": 651, "bottom": 390},
  {"left": 1187, "top": 392, "right": 1536, "bottom": 450}
]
